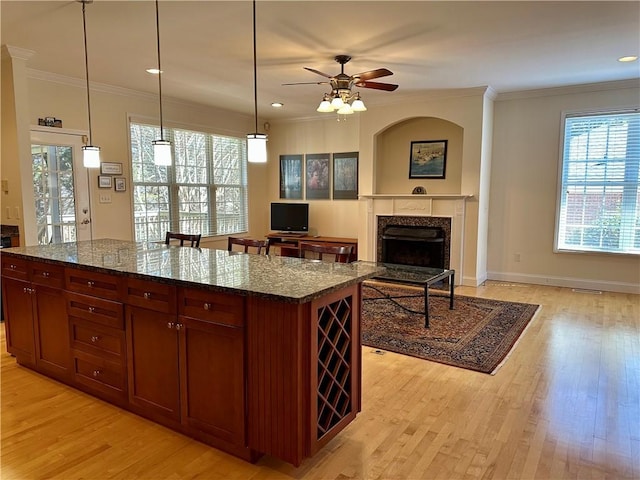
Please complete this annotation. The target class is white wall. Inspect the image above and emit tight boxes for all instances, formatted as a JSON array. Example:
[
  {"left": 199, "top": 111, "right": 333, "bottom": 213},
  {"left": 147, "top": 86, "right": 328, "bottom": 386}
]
[{"left": 489, "top": 81, "right": 640, "bottom": 293}]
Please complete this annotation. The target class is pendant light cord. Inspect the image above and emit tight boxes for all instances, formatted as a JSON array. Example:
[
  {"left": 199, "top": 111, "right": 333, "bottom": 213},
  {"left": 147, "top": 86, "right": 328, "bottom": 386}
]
[
  {"left": 252, "top": 0, "right": 258, "bottom": 133},
  {"left": 155, "top": 0, "right": 165, "bottom": 140},
  {"left": 81, "top": 1, "right": 93, "bottom": 146}
]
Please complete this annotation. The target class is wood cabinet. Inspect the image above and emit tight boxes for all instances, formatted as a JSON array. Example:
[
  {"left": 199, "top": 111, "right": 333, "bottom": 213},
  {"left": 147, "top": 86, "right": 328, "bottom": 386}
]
[
  {"left": 68, "top": 290, "right": 126, "bottom": 404},
  {"left": 2, "top": 258, "right": 68, "bottom": 379},
  {"left": 178, "top": 288, "right": 246, "bottom": 451},
  {"left": 2, "top": 247, "right": 366, "bottom": 467}
]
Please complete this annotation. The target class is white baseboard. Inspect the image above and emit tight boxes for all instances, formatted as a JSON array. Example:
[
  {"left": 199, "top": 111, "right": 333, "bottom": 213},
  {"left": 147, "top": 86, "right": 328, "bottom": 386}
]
[{"left": 486, "top": 271, "right": 640, "bottom": 294}]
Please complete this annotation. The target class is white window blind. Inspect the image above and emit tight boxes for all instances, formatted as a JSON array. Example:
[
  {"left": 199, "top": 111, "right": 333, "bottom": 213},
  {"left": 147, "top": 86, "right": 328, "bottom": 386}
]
[
  {"left": 130, "top": 122, "right": 248, "bottom": 242},
  {"left": 556, "top": 109, "right": 640, "bottom": 254}
]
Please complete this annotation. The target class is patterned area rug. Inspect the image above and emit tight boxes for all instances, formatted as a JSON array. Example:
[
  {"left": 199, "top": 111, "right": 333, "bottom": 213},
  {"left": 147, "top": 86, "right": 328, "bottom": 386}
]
[{"left": 361, "top": 282, "right": 540, "bottom": 374}]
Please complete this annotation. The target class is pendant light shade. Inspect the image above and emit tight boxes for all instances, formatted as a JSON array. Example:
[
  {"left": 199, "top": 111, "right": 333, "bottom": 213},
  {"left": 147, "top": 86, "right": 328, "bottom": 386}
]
[
  {"left": 247, "top": 133, "right": 268, "bottom": 164},
  {"left": 153, "top": 0, "right": 172, "bottom": 166},
  {"left": 82, "top": 145, "right": 101, "bottom": 168},
  {"left": 79, "top": 0, "right": 100, "bottom": 168},
  {"left": 152, "top": 139, "right": 172, "bottom": 166},
  {"left": 247, "top": 0, "right": 267, "bottom": 163}
]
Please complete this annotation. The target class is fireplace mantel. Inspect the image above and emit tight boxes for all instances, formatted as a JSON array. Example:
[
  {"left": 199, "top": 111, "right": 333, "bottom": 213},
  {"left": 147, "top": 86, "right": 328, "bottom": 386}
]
[
  {"left": 359, "top": 194, "right": 473, "bottom": 200},
  {"left": 358, "top": 194, "right": 473, "bottom": 285}
]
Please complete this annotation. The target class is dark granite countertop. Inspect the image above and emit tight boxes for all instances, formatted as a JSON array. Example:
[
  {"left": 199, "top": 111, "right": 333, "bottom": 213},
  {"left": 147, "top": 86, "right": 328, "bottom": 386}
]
[{"left": 0, "top": 239, "right": 383, "bottom": 303}]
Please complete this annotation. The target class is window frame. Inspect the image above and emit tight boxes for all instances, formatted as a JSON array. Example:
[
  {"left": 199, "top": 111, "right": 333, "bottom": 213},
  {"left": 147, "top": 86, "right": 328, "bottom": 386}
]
[
  {"left": 554, "top": 107, "right": 640, "bottom": 256},
  {"left": 129, "top": 119, "right": 249, "bottom": 243}
]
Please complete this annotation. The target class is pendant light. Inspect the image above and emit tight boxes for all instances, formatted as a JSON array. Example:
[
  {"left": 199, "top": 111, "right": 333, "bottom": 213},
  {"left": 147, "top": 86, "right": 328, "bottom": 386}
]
[
  {"left": 246, "top": 0, "right": 267, "bottom": 163},
  {"left": 79, "top": 0, "right": 100, "bottom": 168},
  {"left": 152, "top": 0, "right": 172, "bottom": 166}
]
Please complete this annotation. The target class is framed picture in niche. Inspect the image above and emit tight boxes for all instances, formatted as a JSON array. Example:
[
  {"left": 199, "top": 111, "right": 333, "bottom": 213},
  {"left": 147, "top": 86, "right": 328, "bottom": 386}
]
[
  {"left": 279, "top": 154, "right": 303, "bottom": 199},
  {"left": 98, "top": 175, "right": 112, "bottom": 188},
  {"left": 305, "top": 153, "right": 330, "bottom": 200},
  {"left": 409, "top": 140, "right": 447, "bottom": 179},
  {"left": 332, "top": 152, "right": 358, "bottom": 200}
]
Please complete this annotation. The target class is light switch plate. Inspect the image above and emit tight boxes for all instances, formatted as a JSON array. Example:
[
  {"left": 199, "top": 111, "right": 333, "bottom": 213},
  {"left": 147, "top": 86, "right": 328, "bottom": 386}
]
[{"left": 99, "top": 193, "right": 112, "bottom": 204}]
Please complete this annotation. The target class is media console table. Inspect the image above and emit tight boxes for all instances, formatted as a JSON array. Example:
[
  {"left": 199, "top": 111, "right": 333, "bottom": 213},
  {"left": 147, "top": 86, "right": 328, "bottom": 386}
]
[
  {"left": 267, "top": 234, "right": 358, "bottom": 262},
  {"left": 1, "top": 239, "right": 382, "bottom": 466}
]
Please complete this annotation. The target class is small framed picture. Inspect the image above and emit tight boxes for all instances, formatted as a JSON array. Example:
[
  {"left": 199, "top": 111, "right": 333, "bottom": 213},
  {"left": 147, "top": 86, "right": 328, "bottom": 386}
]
[
  {"left": 305, "top": 153, "right": 330, "bottom": 200},
  {"left": 114, "top": 177, "right": 126, "bottom": 192},
  {"left": 333, "top": 152, "right": 359, "bottom": 200},
  {"left": 409, "top": 140, "right": 448, "bottom": 179},
  {"left": 279, "top": 154, "right": 303, "bottom": 199},
  {"left": 98, "top": 175, "right": 112, "bottom": 188},
  {"left": 100, "top": 162, "right": 123, "bottom": 175}
]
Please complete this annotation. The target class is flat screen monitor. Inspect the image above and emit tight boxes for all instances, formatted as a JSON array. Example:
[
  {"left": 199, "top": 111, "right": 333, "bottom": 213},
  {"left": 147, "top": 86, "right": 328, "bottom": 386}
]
[{"left": 270, "top": 203, "right": 309, "bottom": 233}]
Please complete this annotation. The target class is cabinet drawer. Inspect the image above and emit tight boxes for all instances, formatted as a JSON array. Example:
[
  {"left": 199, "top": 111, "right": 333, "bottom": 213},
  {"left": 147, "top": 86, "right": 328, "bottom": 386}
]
[
  {"left": 73, "top": 349, "right": 126, "bottom": 398},
  {"left": 1, "top": 256, "right": 28, "bottom": 281},
  {"left": 178, "top": 288, "right": 244, "bottom": 327},
  {"left": 66, "top": 291, "right": 124, "bottom": 329},
  {"left": 124, "top": 278, "right": 177, "bottom": 314},
  {"left": 70, "top": 317, "right": 125, "bottom": 359},
  {"left": 65, "top": 268, "right": 122, "bottom": 301},
  {"left": 30, "top": 262, "right": 65, "bottom": 288}
]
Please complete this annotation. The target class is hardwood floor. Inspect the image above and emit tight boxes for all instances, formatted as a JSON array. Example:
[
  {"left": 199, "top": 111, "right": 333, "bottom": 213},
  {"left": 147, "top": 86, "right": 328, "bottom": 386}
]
[{"left": 2, "top": 281, "right": 638, "bottom": 479}]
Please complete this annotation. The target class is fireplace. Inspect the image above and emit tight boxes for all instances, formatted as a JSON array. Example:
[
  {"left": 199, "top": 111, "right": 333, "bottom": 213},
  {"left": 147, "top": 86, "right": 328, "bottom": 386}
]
[
  {"left": 377, "top": 216, "right": 451, "bottom": 269},
  {"left": 381, "top": 225, "right": 445, "bottom": 268}
]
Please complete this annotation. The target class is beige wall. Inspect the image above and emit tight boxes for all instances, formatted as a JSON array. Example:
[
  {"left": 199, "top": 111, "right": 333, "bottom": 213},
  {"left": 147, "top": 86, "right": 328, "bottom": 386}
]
[
  {"left": 489, "top": 81, "right": 640, "bottom": 293},
  {"left": 2, "top": 57, "right": 266, "bottom": 248},
  {"left": 265, "top": 117, "right": 360, "bottom": 238}
]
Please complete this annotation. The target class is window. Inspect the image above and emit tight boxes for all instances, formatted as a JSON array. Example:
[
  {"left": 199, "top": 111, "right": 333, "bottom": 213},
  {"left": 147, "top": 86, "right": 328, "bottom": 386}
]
[
  {"left": 130, "top": 122, "right": 248, "bottom": 242},
  {"left": 556, "top": 109, "right": 639, "bottom": 254}
]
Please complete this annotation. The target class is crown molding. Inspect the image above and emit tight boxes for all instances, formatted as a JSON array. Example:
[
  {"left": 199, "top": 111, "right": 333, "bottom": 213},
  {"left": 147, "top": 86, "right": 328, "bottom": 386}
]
[
  {"left": 496, "top": 78, "right": 640, "bottom": 101},
  {"left": 1, "top": 45, "right": 36, "bottom": 61}
]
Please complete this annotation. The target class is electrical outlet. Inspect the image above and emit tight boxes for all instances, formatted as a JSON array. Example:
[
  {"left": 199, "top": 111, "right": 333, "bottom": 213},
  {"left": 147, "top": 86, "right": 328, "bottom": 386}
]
[{"left": 99, "top": 193, "right": 112, "bottom": 204}]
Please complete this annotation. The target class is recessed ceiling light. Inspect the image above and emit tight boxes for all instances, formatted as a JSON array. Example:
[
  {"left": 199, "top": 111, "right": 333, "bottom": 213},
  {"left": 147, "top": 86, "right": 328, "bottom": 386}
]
[
  {"left": 618, "top": 56, "right": 638, "bottom": 62},
  {"left": 271, "top": 102, "right": 284, "bottom": 108},
  {"left": 146, "top": 68, "right": 163, "bottom": 74}
]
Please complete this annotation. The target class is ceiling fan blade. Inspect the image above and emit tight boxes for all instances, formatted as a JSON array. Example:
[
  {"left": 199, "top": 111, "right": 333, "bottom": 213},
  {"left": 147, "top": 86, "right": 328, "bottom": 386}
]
[
  {"left": 282, "top": 81, "right": 330, "bottom": 86},
  {"left": 304, "top": 67, "right": 334, "bottom": 78},
  {"left": 352, "top": 68, "right": 393, "bottom": 81},
  {"left": 355, "top": 81, "right": 399, "bottom": 91}
]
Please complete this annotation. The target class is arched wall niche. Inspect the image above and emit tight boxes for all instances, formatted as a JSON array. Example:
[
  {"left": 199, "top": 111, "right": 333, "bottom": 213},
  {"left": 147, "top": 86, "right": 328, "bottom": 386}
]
[{"left": 373, "top": 116, "right": 463, "bottom": 194}]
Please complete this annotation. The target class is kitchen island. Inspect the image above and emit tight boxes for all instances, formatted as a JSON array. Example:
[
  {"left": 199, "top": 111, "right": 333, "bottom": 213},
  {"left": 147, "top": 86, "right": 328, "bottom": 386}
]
[{"left": 1, "top": 239, "right": 383, "bottom": 466}]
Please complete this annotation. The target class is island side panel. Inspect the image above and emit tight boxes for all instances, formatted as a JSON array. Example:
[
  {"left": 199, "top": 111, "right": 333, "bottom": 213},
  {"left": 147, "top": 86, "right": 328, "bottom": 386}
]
[
  {"left": 246, "top": 296, "right": 311, "bottom": 466},
  {"left": 246, "top": 283, "right": 363, "bottom": 466}
]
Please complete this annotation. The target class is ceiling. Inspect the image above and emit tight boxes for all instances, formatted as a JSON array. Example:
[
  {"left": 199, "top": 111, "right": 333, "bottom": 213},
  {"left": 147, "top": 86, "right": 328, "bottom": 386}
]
[{"left": 2, "top": 1, "right": 639, "bottom": 121}]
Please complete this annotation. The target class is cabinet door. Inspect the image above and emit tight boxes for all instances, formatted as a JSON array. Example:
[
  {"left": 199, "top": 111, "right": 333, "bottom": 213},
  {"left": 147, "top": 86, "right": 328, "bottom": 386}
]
[
  {"left": 2, "top": 277, "right": 36, "bottom": 366},
  {"left": 126, "top": 305, "right": 180, "bottom": 423},
  {"left": 180, "top": 316, "right": 245, "bottom": 447},
  {"left": 33, "top": 284, "right": 70, "bottom": 380}
]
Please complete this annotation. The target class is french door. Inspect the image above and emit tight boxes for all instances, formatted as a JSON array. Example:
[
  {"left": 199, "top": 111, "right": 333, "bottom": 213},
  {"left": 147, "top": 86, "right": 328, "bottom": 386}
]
[{"left": 30, "top": 129, "right": 91, "bottom": 245}]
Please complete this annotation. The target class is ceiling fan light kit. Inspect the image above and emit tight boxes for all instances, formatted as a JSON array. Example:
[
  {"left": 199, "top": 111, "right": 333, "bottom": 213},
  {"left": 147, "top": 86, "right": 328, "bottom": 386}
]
[{"left": 288, "top": 54, "right": 397, "bottom": 116}]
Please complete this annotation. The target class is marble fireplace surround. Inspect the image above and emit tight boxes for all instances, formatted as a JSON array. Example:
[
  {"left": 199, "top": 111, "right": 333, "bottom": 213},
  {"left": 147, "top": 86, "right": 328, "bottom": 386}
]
[{"left": 359, "top": 194, "right": 472, "bottom": 285}]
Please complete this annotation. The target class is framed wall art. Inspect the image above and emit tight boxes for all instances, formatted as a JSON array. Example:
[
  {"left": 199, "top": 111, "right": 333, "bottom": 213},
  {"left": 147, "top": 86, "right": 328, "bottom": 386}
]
[
  {"left": 100, "top": 162, "right": 123, "bottom": 175},
  {"left": 98, "top": 175, "right": 112, "bottom": 188},
  {"left": 332, "top": 152, "right": 358, "bottom": 200},
  {"left": 305, "top": 153, "right": 330, "bottom": 200},
  {"left": 279, "top": 154, "right": 303, "bottom": 199},
  {"left": 114, "top": 177, "right": 126, "bottom": 192},
  {"left": 409, "top": 140, "right": 448, "bottom": 179}
]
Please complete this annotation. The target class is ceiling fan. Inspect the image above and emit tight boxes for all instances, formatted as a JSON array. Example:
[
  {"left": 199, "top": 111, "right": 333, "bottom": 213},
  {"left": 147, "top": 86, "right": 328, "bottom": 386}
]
[{"left": 283, "top": 55, "right": 398, "bottom": 114}]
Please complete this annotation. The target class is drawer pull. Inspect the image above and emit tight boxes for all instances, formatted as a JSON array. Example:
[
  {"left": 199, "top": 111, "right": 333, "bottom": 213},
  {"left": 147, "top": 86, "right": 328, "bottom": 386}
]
[
  {"left": 92, "top": 370, "right": 101, "bottom": 378},
  {"left": 143, "top": 292, "right": 151, "bottom": 300},
  {"left": 10, "top": 264, "right": 17, "bottom": 270},
  {"left": 167, "top": 322, "right": 175, "bottom": 329},
  {"left": 42, "top": 272, "right": 50, "bottom": 278},
  {"left": 23, "top": 287, "right": 33, "bottom": 294},
  {"left": 87, "top": 281, "right": 95, "bottom": 287},
  {"left": 176, "top": 323, "right": 183, "bottom": 331},
  {"left": 203, "top": 302, "right": 211, "bottom": 311},
  {"left": 88, "top": 306, "right": 95, "bottom": 313},
  {"left": 91, "top": 335, "right": 100, "bottom": 343}
]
